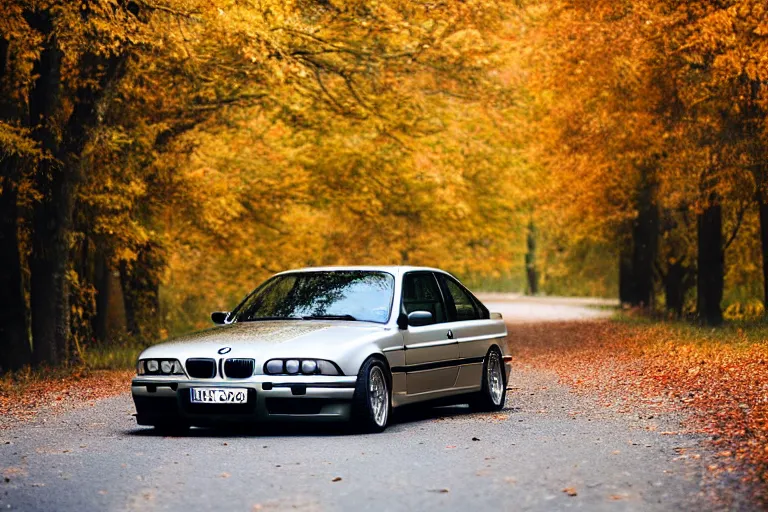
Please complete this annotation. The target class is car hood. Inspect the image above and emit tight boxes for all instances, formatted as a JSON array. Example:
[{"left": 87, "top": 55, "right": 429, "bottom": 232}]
[{"left": 138, "top": 320, "right": 390, "bottom": 362}]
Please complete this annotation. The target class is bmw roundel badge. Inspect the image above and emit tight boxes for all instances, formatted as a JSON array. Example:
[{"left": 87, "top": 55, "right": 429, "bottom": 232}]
[{"left": 217, "top": 346, "right": 232, "bottom": 355}]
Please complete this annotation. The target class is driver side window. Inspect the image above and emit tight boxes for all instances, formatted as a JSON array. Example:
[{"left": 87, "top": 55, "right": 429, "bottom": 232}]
[{"left": 402, "top": 272, "right": 446, "bottom": 324}]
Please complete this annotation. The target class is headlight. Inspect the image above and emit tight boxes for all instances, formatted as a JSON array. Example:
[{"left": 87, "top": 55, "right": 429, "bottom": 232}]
[
  {"left": 265, "top": 359, "right": 284, "bottom": 374},
  {"left": 285, "top": 359, "right": 300, "bottom": 374},
  {"left": 137, "top": 359, "right": 186, "bottom": 376},
  {"left": 264, "top": 359, "right": 341, "bottom": 376},
  {"left": 301, "top": 360, "right": 317, "bottom": 374}
]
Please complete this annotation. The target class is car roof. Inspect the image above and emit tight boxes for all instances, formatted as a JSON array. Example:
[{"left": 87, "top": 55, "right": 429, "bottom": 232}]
[{"left": 275, "top": 265, "right": 451, "bottom": 277}]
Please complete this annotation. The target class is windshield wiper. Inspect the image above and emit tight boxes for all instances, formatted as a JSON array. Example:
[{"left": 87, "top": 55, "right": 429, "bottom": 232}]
[
  {"left": 302, "top": 314, "right": 357, "bottom": 321},
  {"left": 241, "top": 316, "right": 301, "bottom": 322}
]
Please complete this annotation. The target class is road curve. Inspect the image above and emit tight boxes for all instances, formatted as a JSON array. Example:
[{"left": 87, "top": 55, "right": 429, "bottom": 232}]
[
  {"left": 0, "top": 298, "right": 714, "bottom": 512},
  {"left": 478, "top": 294, "right": 616, "bottom": 323}
]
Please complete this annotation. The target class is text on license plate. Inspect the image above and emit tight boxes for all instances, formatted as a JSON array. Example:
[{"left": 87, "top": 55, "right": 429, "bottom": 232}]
[{"left": 190, "top": 388, "right": 248, "bottom": 404}]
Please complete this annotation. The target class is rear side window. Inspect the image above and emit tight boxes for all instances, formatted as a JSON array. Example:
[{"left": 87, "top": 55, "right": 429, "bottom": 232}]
[
  {"left": 402, "top": 272, "right": 447, "bottom": 324},
  {"left": 444, "top": 279, "right": 479, "bottom": 321},
  {"left": 437, "top": 274, "right": 491, "bottom": 322}
]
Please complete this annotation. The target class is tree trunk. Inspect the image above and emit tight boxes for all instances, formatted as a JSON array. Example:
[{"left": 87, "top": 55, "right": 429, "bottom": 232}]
[
  {"left": 0, "top": 38, "right": 32, "bottom": 372},
  {"left": 697, "top": 198, "right": 724, "bottom": 325},
  {"left": 759, "top": 195, "right": 768, "bottom": 311},
  {"left": 27, "top": 9, "right": 128, "bottom": 365},
  {"left": 663, "top": 261, "right": 687, "bottom": 318},
  {"left": 524, "top": 219, "right": 538, "bottom": 295},
  {"left": 619, "top": 169, "right": 658, "bottom": 308},
  {"left": 618, "top": 233, "right": 634, "bottom": 304},
  {"left": 631, "top": 168, "right": 658, "bottom": 309},
  {"left": 0, "top": 172, "right": 31, "bottom": 372},
  {"left": 120, "top": 243, "right": 163, "bottom": 343},
  {"left": 27, "top": 12, "right": 66, "bottom": 365},
  {"left": 30, "top": 168, "right": 76, "bottom": 365},
  {"left": 120, "top": 260, "right": 139, "bottom": 338},
  {"left": 92, "top": 252, "right": 112, "bottom": 344}
]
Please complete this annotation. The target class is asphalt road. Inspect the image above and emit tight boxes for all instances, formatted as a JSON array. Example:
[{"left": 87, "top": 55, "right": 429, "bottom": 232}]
[{"left": 1, "top": 298, "right": 716, "bottom": 511}]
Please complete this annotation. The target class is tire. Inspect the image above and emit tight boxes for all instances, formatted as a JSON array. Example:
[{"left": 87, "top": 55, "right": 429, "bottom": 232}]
[
  {"left": 351, "top": 358, "right": 391, "bottom": 433},
  {"left": 469, "top": 348, "right": 507, "bottom": 412}
]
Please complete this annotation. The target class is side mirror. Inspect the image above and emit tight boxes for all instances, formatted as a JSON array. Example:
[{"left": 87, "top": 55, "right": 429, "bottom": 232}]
[
  {"left": 407, "top": 311, "right": 433, "bottom": 327},
  {"left": 211, "top": 311, "right": 230, "bottom": 325}
]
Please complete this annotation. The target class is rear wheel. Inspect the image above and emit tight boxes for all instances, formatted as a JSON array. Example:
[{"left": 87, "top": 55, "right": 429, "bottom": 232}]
[
  {"left": 351, "top": 358, "right": 391, "bottom": 433},
  {"left": 470, "top": 348, "right": 506, "bottom": 412}
]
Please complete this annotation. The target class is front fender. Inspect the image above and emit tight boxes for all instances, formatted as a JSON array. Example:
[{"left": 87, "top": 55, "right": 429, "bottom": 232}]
[{"left": 334, "top": 332, "right": 402, "bottom": 377}]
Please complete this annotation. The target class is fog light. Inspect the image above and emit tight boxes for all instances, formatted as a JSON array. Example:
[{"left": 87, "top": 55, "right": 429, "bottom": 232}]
[
  {"left": 146, "top": 360, "right": 159, "bottom": 373},
  {"left": 301, "top": 360, "right": 317, "bottom": 374},
  {"left": 265, "top": 359, "right": 283, "bottom": 374},
  {"left": 285, "top": 359, "right": 300, "bottom": 374},
  {"left": 160, "top": 360, "right": 173, "bottom": 374}
]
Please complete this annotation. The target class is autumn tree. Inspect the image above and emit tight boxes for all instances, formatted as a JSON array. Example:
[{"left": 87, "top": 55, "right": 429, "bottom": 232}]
[
  {"left": 516, "top": 0, "right": 767, "bottom": 323},
  {"left": 1, "top": 0, "right": 529, "bottom": 371}
]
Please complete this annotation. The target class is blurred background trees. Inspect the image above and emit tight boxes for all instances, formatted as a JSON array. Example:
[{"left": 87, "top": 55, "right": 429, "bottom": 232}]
[
  {"left": 518, "top": 0, "right": 768, "bottom": 325},
  {"left": 0, "top": 0, "right": 766, "bottom": 372}
]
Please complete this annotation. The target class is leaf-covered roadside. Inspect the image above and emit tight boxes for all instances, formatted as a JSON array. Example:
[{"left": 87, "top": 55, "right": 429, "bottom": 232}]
[
  {"left": 510, "top": 320, "right": 768, "bottom": 504},
  {"left": 0, "top": 369, "right": 132, "bottom": 430}
]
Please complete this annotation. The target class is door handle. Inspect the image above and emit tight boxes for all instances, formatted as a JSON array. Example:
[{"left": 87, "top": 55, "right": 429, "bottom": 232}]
[{"left": 446, "top": 330, "right": 454, "bottom": 339}]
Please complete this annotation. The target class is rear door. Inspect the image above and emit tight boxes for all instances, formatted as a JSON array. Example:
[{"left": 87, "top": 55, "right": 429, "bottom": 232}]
[
  {"left": 436, "top": 274, "right": 492, "bottom": 391},
  {"left": 401, "top": 271, "right": 458, "bottom": 395}
]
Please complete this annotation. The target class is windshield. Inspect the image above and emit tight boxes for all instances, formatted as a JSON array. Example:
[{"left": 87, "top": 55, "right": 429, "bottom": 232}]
[{"left": 231, "top": 271, "right": 395, "bottom": 324}]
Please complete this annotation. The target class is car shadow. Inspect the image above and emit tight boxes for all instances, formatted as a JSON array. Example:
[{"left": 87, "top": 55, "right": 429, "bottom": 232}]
[
  {"left": 123, "top": 423, "right": 350, "bottom": 438},
  {"left": 122, "top": 402, "right": 520, "bottom": 438}
]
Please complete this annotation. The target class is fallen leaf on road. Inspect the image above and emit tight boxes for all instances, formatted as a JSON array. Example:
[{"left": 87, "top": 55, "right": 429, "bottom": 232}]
[
  {"left": 3, "top": 467, "right": 27, "bottom": 478},
  {"left": 472, "top": 437, "right": 480, "bottom": 441},
  {"left": 332, "top": 477, "right": 342, "bottom": 482},
  {"left": 609, "top": 494, "right": 627, "bottom": 501},
  {"left": 429, "top": 488, "right": 450, "bottom": 493},
  {"left": 220, "top": 473, "right": 230, "bottom": 478},
  {"left": 562, "top": 487, "right": 578, "bottom": 497}
]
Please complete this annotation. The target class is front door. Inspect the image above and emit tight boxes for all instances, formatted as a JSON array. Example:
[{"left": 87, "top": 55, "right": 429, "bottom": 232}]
[{"left": 401, "top": 272, "right": 458, "bottom": 395}]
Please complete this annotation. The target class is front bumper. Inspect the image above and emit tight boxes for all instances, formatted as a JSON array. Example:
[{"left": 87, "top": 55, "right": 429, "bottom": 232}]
[{"left": 131, "top": 375, "right": 357, "bottom": 426}]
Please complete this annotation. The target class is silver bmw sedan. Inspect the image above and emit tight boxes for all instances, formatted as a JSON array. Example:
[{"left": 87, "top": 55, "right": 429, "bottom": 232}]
[{"left": 131, "top": 266, "right": 511, "bottom": 433}]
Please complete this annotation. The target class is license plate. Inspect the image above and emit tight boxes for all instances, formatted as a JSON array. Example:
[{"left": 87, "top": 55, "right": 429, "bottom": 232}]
[{"left": 190, "top": 388, "right": 248, "bottom": 404}]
